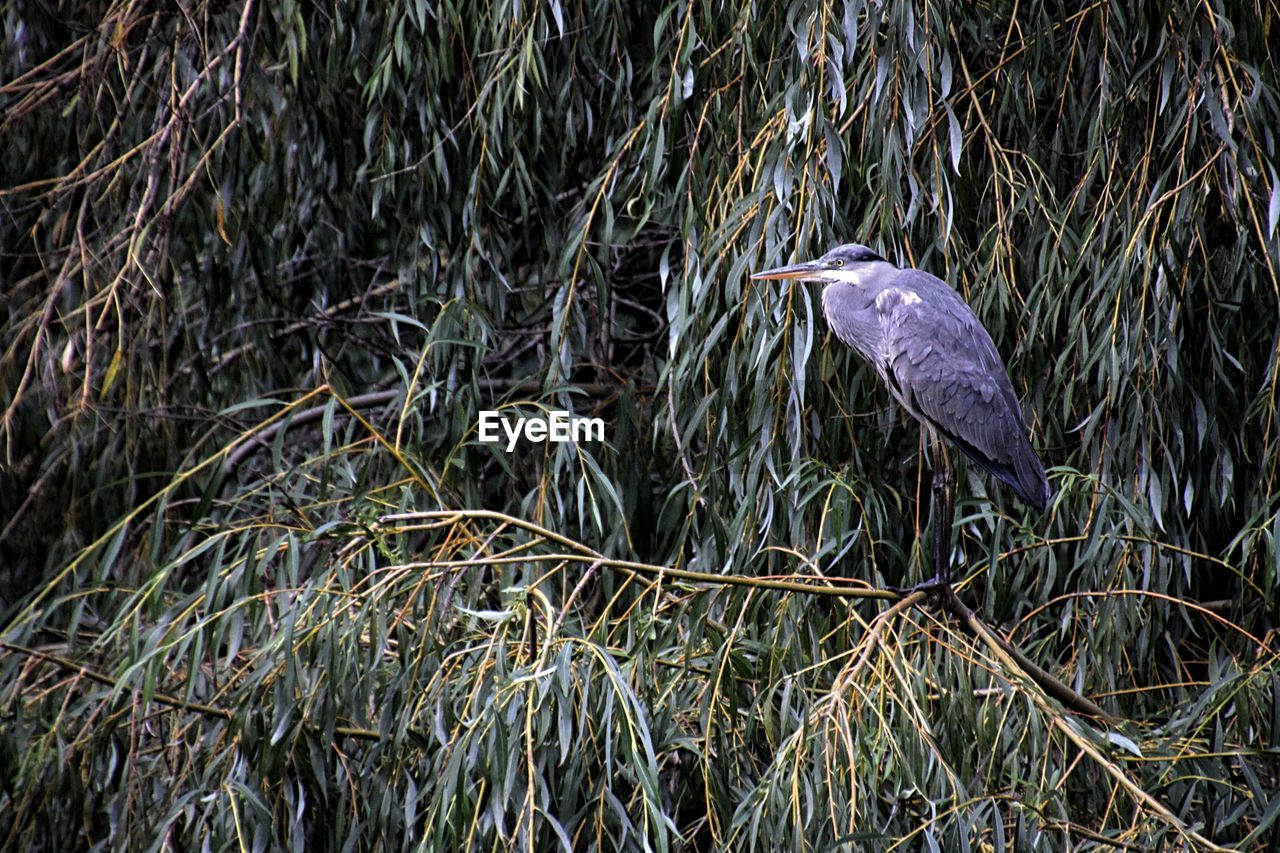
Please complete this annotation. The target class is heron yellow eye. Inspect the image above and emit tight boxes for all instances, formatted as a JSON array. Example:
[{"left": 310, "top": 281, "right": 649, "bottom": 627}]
[{"left": 833, "top": 259, "right": 844, "bottom": 267}]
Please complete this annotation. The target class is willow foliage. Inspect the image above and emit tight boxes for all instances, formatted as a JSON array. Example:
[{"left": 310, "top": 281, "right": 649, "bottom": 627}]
[{"left": 2, "top": 0, "right": 1279, "bottom": 849}]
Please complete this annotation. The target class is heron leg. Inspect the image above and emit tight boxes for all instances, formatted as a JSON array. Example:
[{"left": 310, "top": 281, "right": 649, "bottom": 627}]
[
  {"left": 930, "top": 433, "right": 954, "bottom": 587},
  {"left": 889, "top": 432, "right": 954, "bottom": 598}
]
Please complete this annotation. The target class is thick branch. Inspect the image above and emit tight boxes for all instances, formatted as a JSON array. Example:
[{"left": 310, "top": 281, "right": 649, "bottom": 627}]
[{"left": 942, "top": 586, "right": 1113, "bottom": 721}]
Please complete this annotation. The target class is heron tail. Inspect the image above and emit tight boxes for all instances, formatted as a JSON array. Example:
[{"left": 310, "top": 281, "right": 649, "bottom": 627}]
[{"left": 925, "top": 415, "right": 1050, "bottom": 510}]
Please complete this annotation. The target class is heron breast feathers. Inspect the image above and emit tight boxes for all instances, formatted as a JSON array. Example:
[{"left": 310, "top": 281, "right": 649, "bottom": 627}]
[{"left": 874, "top": 288, "right": 922, "bottom": 313}]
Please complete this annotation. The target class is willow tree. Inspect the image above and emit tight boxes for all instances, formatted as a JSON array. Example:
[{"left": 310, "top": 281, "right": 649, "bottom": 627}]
[{"left": 2, "top": 1, "right": 1278, "bottom": 849}]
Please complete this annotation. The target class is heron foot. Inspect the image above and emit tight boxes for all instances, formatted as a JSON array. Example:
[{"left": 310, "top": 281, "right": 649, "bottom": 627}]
[{"left": 888, "top": 573, "right": 952, "bottom": 603}]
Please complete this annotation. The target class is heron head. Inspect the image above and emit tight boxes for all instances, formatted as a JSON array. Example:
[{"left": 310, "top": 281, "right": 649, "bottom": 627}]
[{"left": 750, "top": 243, "right": 888, "bottom": 285}]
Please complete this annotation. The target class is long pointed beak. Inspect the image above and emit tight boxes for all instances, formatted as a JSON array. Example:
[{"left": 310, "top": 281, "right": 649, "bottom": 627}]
[{"left": 749, "top": 260, "right": 825, "bottom": 281}]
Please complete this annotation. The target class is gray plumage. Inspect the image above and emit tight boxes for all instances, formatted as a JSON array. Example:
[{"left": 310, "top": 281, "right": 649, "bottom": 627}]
[{"left": 751, "top": 243, "right": 1050, "bottom": 510}]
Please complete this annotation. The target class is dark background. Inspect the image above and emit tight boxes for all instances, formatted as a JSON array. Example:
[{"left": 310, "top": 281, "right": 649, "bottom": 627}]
[{"left": 2, "top": 1, "right": 1278, "bottom": 848}]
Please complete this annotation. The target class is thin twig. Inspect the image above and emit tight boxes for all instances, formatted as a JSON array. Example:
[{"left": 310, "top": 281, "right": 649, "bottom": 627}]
[{"left": 0, "top": 641, "right": 383, "bottom": 743}]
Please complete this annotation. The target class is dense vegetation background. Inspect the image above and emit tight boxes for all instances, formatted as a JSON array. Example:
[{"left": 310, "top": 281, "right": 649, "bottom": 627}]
[{"left": 3, "top": 0, "right": 1279, "bottom": 849}]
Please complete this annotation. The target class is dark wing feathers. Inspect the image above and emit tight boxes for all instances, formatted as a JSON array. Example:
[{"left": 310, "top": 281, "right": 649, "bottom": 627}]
[{"left": 882, "top": 273, "right": 1049, "bottom": 509}]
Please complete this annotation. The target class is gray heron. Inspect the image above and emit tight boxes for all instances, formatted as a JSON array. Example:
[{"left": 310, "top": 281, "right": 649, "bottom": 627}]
[{"left": 751, "top": 243, "right": 1049, "bottom": 590}]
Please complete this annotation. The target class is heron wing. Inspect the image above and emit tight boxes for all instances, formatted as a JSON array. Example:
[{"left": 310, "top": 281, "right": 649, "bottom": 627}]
[{"left": 879, "top": 274, "right": 1049, "bottom": 509}]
